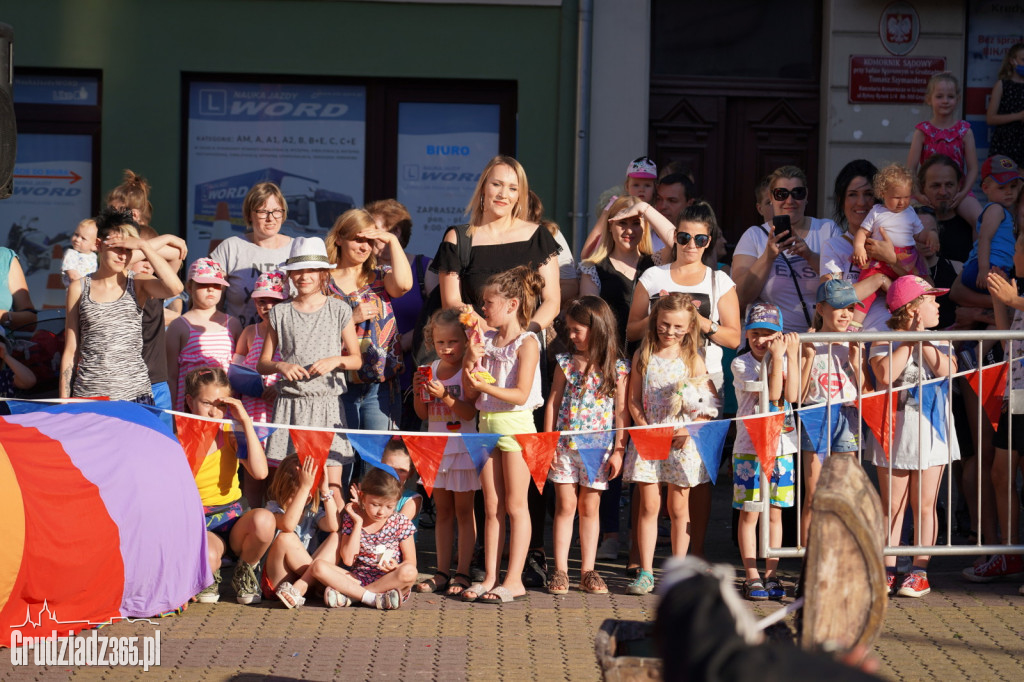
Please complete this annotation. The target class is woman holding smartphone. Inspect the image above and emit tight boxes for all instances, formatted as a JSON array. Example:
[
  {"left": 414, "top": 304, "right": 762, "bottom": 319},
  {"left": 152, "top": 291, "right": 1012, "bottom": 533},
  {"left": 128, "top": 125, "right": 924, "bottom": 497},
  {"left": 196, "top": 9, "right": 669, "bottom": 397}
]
[{"left": 732, "top": 166, "right": 841, "bottom": 333}]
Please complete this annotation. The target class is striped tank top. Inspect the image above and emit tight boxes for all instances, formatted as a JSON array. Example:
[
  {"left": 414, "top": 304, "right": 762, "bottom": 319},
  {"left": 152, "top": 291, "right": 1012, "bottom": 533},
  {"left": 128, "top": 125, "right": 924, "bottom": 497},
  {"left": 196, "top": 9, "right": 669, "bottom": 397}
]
[
  {"left": 240, "top": 327, "right": 280, "bottom": 424},
  {"left": 174, "top": 316, "right": 235, "bottom": 411},
  {"left": 73, "top": 274, "right": 151, "bottom": 401}
]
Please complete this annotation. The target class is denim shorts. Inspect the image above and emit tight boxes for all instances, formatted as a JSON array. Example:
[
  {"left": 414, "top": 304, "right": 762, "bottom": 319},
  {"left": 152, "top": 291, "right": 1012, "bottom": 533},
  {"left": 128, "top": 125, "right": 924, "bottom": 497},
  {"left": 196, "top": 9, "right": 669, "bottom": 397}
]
[{"left": 799, "top": 404, "right": 859, "bottom": 454}]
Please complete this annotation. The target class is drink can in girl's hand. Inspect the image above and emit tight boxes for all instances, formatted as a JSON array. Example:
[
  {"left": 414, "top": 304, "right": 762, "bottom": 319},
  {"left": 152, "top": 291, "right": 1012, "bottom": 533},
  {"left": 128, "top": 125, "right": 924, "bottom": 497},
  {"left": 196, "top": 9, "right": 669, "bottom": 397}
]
[{"left": 417, "top": 366, "right": 433, "bottom": 402}]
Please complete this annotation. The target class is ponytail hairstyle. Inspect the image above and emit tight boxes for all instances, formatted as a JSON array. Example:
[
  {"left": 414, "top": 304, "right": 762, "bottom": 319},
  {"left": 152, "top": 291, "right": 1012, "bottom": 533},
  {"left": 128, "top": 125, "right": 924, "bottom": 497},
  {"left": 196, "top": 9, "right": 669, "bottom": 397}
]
[
  {"left": 672, "top": 200, "right": 720, "bottom": 268},
  {"left": 998, "top": 43, "right": 1024, "bottom": 81},
  {"left": 483, "top": 265, "right": 545, "bottom": 328},
  {"left": 585, "top": 195, "right": 653, "bottom": 265},
  {"left": 267, "top": 453, "right": 321, "bottom": 513},
  {"left": 325, "top": 208, "right": 378, "bottom": 287},
  {"left": 636, "top": 293, "right": 702, "bottom": 381},
  {"left": 182, "top": 366, "right": 229, "bottom": 405},
  {"left": 564, "top": 296, "right": 622, "bottom": 397},
  {"left": 106, "top": 169, "right": 153, "bottom": 227},
  {"left": 358, "top": 466, "right": 402, "bottom": 502}
]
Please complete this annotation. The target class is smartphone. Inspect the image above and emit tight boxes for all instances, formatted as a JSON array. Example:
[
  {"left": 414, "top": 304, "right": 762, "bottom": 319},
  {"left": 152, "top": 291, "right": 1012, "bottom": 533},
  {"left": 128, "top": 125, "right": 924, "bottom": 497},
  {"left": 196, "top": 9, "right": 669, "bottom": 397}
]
[{"left": 772, "top": 215, "right": 791, "bottom": 241}]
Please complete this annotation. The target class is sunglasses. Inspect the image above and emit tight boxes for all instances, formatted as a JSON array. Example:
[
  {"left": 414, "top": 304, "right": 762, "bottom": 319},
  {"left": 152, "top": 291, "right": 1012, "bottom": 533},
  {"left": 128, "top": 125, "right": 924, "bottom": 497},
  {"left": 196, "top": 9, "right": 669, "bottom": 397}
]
[
  {"left": 675, "top": 232, "right": 711, "bottom": 248},
  {"left": 771, "top": 186, "right": 808, "bottom": 202}
]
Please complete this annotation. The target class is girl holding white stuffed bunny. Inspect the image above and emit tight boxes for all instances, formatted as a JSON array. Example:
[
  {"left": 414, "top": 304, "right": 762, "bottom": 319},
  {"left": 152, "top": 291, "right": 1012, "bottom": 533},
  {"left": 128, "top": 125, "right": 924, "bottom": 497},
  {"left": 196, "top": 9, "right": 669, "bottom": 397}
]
[{"left": 623, "top": 293, "right": 720, "bottom": 595}]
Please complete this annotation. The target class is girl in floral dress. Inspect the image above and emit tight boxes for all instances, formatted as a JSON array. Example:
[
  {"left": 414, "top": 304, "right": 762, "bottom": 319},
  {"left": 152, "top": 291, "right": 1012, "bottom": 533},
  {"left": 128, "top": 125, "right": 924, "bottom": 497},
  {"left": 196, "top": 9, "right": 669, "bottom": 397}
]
[
  {"left": 543, "top": 297, "right": 630, "bottom": 595},
  {"left": 623, "top": 293, "right": 720, "bottom": 595}
]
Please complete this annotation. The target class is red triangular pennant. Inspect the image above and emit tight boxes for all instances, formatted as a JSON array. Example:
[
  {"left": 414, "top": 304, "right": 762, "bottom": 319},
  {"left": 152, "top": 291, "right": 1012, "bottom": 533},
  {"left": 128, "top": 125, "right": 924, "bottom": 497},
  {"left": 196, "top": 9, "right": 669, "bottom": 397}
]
[
  {"left": 403, "top": 435, "right": 449, "bottom": 497},
  {"left": 629, "top": 426, "right": 675, "bottom": 461},
  {"left": 965, "top": 363, "right": 1008, "bottom": 433},
  {"left": 514, "top": 432, "right": 560, "bottom": 493},
  {"left": 174, "top": 415, "right": 220, "bottom": 477},
  {"left": 861, "top": 391, "right": 900, "bottom": 461},
  {"left": 289, "top": 428, "right": 335, "bottom": 493},
  {"left": 745, "top": 413, "right": 785, "bottom": 476}
]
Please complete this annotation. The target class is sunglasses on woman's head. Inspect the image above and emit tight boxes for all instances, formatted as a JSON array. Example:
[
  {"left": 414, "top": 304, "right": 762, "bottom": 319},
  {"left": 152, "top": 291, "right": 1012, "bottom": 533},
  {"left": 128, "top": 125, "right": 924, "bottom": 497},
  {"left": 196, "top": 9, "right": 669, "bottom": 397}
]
[
  {"left": 675, "top": 232, "right": 711, "bottom": 248},
  {"left": 771, "top": 187, "right": 808, "bottom": 202}
]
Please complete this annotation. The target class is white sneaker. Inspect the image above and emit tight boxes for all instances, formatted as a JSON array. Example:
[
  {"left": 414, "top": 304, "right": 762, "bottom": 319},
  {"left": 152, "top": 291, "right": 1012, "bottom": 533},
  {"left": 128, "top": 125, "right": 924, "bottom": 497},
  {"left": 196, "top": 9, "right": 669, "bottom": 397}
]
[{"left": 596, "top": 537, "right": 619, "bottom": 560}]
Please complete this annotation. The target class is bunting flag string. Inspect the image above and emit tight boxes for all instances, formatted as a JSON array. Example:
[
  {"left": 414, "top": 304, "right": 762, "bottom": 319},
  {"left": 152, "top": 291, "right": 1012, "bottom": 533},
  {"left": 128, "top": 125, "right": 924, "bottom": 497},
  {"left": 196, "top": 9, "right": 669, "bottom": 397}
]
[
  {"left": 515, "top": 432, "right": 560, "bottom": 493},
  {"left": 462, "top": 433, "right": 503, "bottom": 476},
  {"left": 289, "top": 428, "right": 335, "bottom": 492},
  {"left": 346, "top": 433, "right": 399, "bottom": 480},
  {"left": 630, "top": 425, "right": 675, "bottom": 461},
  {"left": 746, "top": 413, "right": 784, "bottom": 478},
  {"left": 797, "top": 404, "right": 842, "bottom": 462},
  {"left": 687, "top": 420, "right": 730, "bottom": 484},
  {"left": 403, "top": 435, "right": 449, "bottom": 497},
  {"left": 570, "top": 431, "right": 616, "bottom": 485},
  {"left": 909, "top": 381, "right": 950, "bottom": 444},
  {"left": 174, "top": 414, "right": 220, "bottom": 476},
  {"left": 860, "top": 391, "right": 900, "bottom": 461},
  {"left": 965, "top": 363, "right": 1007, "bottom": 433},
  {"left": 232, "top": 422, "right": 276, "bottom": 461}
]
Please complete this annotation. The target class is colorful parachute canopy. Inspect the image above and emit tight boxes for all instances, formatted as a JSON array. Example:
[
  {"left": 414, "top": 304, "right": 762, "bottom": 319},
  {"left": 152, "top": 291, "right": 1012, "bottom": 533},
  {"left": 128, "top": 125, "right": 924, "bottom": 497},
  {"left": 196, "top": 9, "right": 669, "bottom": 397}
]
[{"left": 0, "top": 401, "right": 210, "bottom": 638}]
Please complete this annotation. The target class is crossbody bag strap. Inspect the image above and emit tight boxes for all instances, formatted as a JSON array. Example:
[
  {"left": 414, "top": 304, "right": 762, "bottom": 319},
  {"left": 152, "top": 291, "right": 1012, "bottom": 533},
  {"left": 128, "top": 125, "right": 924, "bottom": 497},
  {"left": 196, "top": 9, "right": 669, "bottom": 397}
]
[{"left": 758, "top": 225, "right": 812, "bottom": 327}]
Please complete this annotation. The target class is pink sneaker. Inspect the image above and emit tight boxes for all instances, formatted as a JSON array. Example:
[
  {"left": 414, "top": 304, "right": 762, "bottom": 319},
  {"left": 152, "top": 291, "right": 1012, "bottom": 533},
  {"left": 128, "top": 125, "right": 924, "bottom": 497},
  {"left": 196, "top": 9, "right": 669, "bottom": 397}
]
[
  {"left": 886, "top": 572, "right": 896, "bottom": 592},
  {"left": 897, "top": 571, "right": 930, "bottom": 598},
  {"left": 961, "top": 554, "right": 1024, "bottom": 583}
]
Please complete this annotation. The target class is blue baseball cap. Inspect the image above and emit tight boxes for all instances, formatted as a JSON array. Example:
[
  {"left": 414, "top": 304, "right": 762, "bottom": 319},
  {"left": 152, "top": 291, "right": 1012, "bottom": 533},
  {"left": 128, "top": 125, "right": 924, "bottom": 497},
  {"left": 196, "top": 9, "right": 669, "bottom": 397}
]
[
  {"left": 816, "top": 278, "right": 860, "bottom": 308},
  {"left": 746, "top": 302, "right": 784, "bottom": 332}
]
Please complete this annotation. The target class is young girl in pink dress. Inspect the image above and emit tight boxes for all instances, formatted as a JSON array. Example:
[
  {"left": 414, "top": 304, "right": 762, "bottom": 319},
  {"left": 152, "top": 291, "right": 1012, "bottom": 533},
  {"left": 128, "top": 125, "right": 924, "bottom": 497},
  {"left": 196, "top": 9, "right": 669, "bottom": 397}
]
[{"left": 167, "top": 258, "right": 240, "bottom": 410}]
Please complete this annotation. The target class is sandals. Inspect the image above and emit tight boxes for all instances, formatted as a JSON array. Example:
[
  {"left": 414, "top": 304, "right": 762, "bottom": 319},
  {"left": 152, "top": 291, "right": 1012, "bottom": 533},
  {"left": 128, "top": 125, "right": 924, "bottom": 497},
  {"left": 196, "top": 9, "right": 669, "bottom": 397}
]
[
  {"left": 743, "top": 579, "right": 770, "bottom": 601},
  {"left": 626, "top": 570, "right": 655, "bottom": 595},
  {"left": 580, "top": 570, "right": 608, "bottom": 595},
  {"left": 275, "top": 581, "right": 305, "bottom": 609},
  {"left": 446, "top": 573, "right": 472, "bottom": 597},
  {"left": 478, "top": 586, "right": 527, "bottom": 604},
  {"left": 414, "top": 572, "right": 450, "bottom": 594},
  {"left": 375, "top": 588, "right": 402, "bottom": 610},
  {"left": 625, "top": 566, "right": 641, "bottom": 580},
  {"left": 324, "top": 586, "right": 351, "bottom": 608},
  {"left": 460, "top": 582, "right": 489, "bottom": 603},
  {"left": 764, "top": 577, "right": 785, "bottom": 600},
  {"left": 547, "top": 569, "right": 570, "bottom": 595}
]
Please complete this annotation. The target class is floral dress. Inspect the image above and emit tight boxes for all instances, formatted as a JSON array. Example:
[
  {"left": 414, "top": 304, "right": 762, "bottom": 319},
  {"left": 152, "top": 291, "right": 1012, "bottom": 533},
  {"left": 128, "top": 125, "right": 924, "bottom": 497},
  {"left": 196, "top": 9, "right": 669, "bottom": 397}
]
[
  {"left": 548, "top": 354, "right": 629, "bottom": 489},
  {"left": 623, "top": 354, "right": 720, "bottom": 488},
  {"left": 342, "top": 511, "right": 415, "bottom": 587},
  {"left": 916, "top": 120, "right": 971, "bottom": 172},
  {"left": 328, "top": 266, "right": 403, "bottom": 386}
]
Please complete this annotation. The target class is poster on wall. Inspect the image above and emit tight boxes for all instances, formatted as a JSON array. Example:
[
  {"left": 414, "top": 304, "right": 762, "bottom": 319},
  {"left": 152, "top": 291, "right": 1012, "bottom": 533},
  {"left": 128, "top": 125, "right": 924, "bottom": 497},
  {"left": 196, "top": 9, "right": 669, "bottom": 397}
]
[
  {"left": 965, "top": 2, "right": 1024, "bottom": 161},
  {"left": 0, "top": 134, "right": 93, "bottom": 310},
  {"left": 396, "top": 102, "right": 500, "bottom": 257},
  {"left": 185, "top": 80, "right": 366, "bottom": 260}
]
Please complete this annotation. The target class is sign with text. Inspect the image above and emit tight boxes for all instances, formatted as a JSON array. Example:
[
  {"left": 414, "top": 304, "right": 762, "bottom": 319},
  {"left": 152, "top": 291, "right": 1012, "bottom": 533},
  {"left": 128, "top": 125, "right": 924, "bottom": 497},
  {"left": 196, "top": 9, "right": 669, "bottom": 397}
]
[
  {"left": 848, "top": 55, "right": 947, "bottom": 104},
  {"left": 184, "top": 80, "right": 366, "bottom": 259},
  {"left": 396, "top": 102, "right": 500, "bottom": 258}
]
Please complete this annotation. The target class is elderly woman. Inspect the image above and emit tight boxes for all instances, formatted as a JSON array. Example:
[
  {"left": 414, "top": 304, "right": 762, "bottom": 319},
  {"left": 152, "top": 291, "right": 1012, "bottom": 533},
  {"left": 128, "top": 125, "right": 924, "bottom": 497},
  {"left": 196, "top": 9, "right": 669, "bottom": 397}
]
[
  {"left": 210, "top": 182, "right": 294, "bottom": 328},
  {"left": 430, "top": 155, "right": 561, "bottom": 333},
  {"left": 732, "top": 166, "right": 841, "bottom": 332}
]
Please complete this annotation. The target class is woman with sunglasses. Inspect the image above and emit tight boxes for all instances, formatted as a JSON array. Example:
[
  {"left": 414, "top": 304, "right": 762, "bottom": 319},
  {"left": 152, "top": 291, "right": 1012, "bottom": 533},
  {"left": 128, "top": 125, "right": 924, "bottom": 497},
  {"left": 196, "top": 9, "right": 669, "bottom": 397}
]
[
  {"left": 732, "top": 166, "right": 841, "bottom": 333},
  {"left": 210, "top": 182, "right": 295, "bottom": 329}
]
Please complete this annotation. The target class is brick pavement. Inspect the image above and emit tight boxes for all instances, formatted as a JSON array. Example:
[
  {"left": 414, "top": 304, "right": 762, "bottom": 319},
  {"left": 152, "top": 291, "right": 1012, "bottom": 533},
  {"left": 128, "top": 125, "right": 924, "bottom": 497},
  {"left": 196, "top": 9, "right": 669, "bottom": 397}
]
[{"left": 2, "top": 485, "right": 1022, "bottom": 681}]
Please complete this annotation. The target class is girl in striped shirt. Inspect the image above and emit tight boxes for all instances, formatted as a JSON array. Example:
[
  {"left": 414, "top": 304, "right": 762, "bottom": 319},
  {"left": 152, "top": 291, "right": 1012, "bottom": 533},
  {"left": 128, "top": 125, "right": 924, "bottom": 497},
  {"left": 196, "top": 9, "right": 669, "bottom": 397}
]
[{"left": 167, "top": 258, "right": 241, "bottom": 411}]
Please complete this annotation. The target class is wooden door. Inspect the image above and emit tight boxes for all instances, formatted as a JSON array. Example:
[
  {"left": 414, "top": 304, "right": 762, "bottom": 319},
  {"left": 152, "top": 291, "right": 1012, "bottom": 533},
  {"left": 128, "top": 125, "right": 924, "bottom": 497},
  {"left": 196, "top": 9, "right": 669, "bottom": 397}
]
[{"left": 649, "top": 76, "right": 820, "bottom": 250}]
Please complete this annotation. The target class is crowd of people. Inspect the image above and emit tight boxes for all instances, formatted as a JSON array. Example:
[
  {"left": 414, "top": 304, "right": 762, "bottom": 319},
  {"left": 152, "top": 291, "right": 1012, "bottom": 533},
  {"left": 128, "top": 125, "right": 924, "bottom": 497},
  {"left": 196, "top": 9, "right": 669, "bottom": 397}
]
[{"left": 3, "top": 54, "right": 1024, "bottom": 611}]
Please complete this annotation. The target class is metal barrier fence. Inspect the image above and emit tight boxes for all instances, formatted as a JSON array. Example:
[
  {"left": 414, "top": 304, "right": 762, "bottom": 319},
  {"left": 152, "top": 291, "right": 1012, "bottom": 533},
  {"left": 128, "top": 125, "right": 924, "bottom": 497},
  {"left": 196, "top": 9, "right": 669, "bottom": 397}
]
[{"left": 751, "top": 329, "right": 1024, "bottom": 561}]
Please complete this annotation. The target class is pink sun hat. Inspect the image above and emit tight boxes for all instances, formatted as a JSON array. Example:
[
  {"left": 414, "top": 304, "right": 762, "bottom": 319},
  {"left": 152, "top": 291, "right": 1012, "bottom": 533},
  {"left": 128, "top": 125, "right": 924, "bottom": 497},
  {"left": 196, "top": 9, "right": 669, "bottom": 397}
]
[
  {"left": 252, "top": 270, "right": 288, "bottom": 300},
  {"left": 886, "top": 275, "right": 949, "bottom": 313},
  {"left": 187, "top": 257, "right": 229, "bottom": 286}
]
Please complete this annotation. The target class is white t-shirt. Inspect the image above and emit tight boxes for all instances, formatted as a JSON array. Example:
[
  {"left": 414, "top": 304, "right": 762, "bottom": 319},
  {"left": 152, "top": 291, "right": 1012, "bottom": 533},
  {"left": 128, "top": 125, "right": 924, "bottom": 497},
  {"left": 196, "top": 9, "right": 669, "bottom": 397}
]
[
  {"left": 804, "top": 341, "right": 859, "bottom": 404},
  {"left": 820, "top": 234, "right": 891, "bottom": 332},
  {"left": 636, "top": 264, "right": 735, "bottom": 374},
  {"left": 731, "top": 352, "right": 799, "bottom": 455},
  {"left": 859, "top": 205, "right": 924, "bottom": 248},
  {"left": 210, "top": 236, "right": 294, "bottom": 328},
  {"left": 734, "top": 218, "right": 841, "bottom": 333}
]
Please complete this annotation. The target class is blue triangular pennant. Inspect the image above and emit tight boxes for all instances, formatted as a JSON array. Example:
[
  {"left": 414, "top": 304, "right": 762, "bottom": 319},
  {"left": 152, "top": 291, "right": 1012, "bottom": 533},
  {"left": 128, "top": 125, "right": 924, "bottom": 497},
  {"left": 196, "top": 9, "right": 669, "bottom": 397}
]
[
  {"left": 909, "top": 381, "right": 949, "bottom": 444},
  {"left": 570, "top": 431, "right": 615, "bottom": 484},
  {"left": 232, "top": 421, "right": 276, "bottom": 460},
  {"left": 687, "top": 420, "right": 730, "bottom": 484},
  {"left": 798, "top": 403, "right": 842, "bottom": 462},
  {"left": 461, "top": 432, "right": 503, "bottom": 476},
  {"left": 346, "top": 433, "right": 399, "bottom": 479}
]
